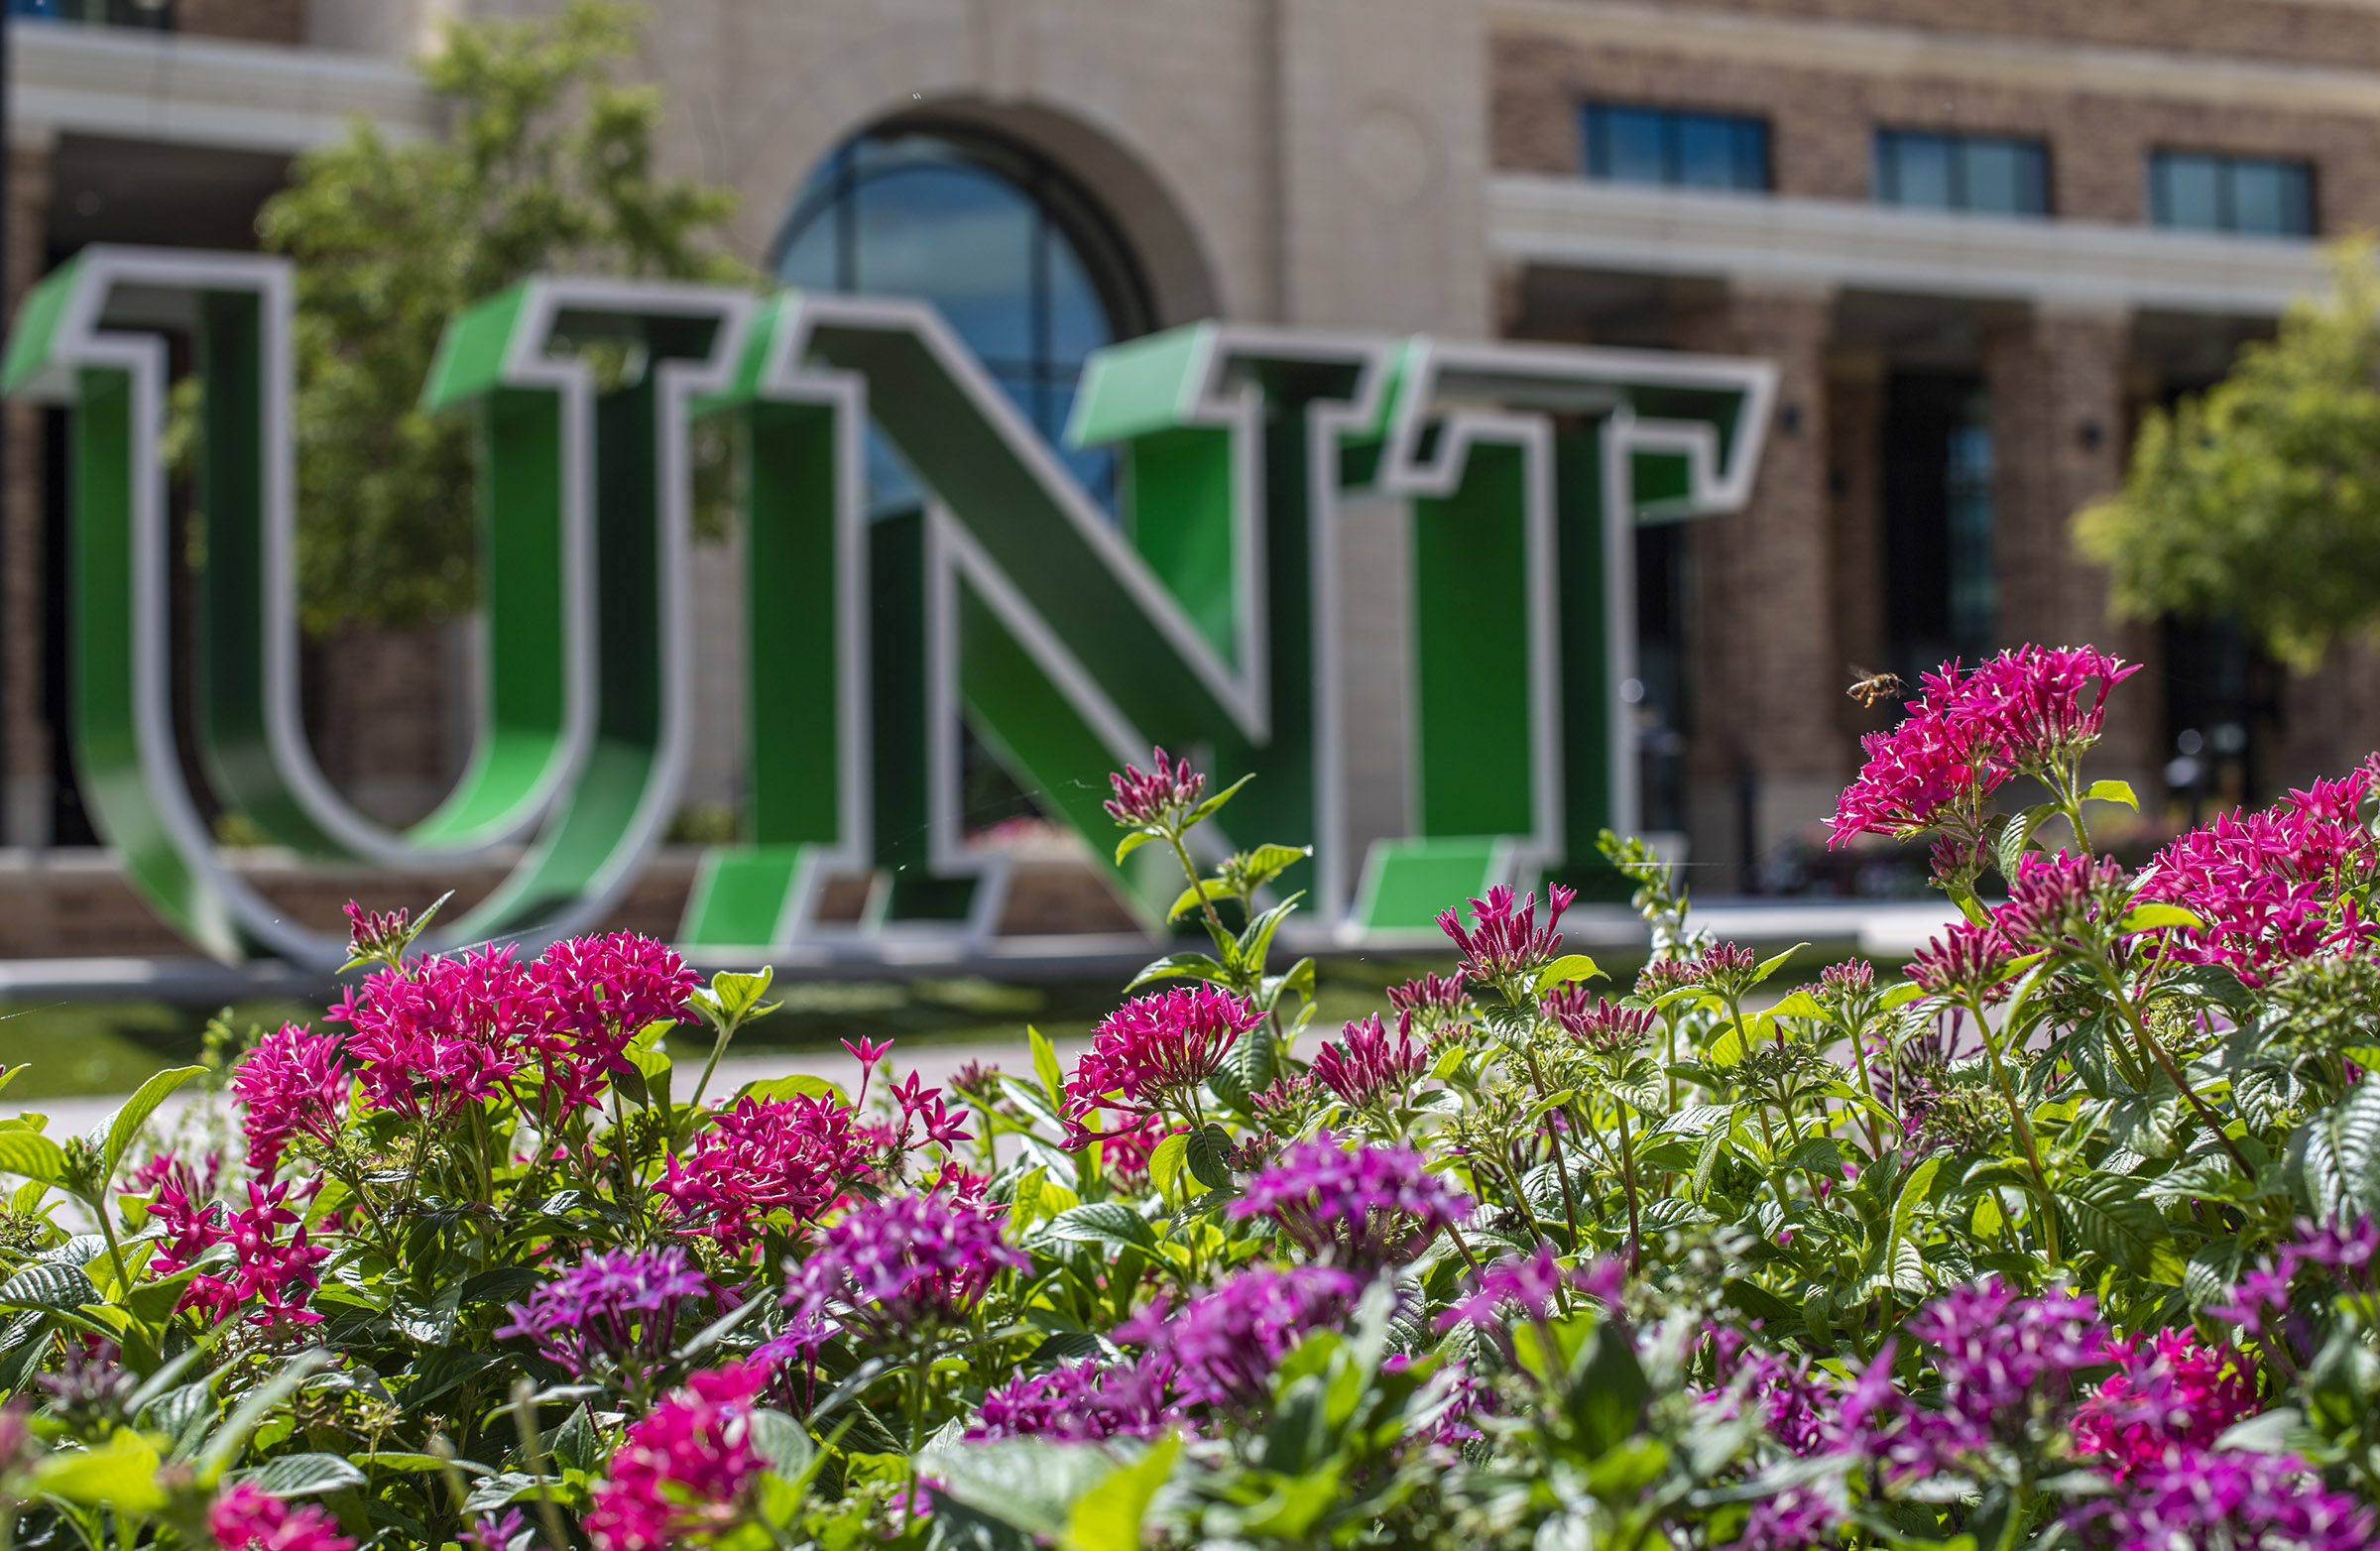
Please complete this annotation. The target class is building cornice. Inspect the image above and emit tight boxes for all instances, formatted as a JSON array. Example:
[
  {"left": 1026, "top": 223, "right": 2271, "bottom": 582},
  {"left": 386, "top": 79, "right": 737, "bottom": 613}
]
[
  {"left": 6, "top": 20, "right": 437, "bottom": 155},
  {"left": 1490, "top": 1, "right": 2380, "bottom": 116},
  {"left": 1488, "top": 174, "right": 2329, "bottom": 315}
]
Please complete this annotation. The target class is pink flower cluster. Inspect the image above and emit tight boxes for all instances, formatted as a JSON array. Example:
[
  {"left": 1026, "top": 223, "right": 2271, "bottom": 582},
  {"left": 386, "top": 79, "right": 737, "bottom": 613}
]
[
  {"left": 1542, "top": 988, "right": 1656, "bottom": 1054},
  {"left": 1830, "top": 647, "right": 2138, "bottom": 848},
  {"left": 149, "top": 1171, "right": 328, "bottom": 1329},
  {"left": 1102, "top": 746, "right": 1207, "bottom": 831},
  {"left": 210, "top": 1482, "right": 354, "bottom": 1551},
  {"left": 230, "top": 1023, "right": 347, "bottom": 1174},
  {"left": 1437, "top": 883, "right": 1576, "bottom": 1001},
  {"left": 2072, "top": 1329, "right": 2257, "bottom": 1480},
  {"left": 971, "top": 1359, "right": 1177, "bottom": 1443},
  {"left": 1063, "top": 985, "right": 1261, "bottom": 1141},
  {"left": 2135, "top": 769, "right": 2380, "bottom": 984},
  {"left": 586, "top": 1361, "right": 771, "bottom": 1551},
  {"left": 658, "top": 1092, "right": 873, "bottom": 1253},
  {"left": 1308, "top": 1014, "right": 1429, "bottom": 1110}
]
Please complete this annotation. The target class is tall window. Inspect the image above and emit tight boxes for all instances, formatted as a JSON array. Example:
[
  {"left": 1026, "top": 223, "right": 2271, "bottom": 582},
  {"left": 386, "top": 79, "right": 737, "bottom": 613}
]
[
  {"left": 1581, "top": 103, "right": 1769, "bottom": 192},
  {"left": 1874, "top": 131, "right": 2049, "bottom": 216},
  {"left": 1882, "top": 374, "right": 1996, "bottom": 681},
  {"left": 2149, "top": 151, "right": 2314, "bottom": 238},
  {"left": 774, "top": 128, "right": 1151, "bottom": 506},
  {"left": 6, "top": 0, "right": 171, "bottom": 25}
]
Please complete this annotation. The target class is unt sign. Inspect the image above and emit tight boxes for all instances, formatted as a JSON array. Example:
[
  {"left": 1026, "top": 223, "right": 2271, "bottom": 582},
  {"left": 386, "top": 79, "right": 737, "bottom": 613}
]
[{"left": 1, "top": 247, "right": 1773, "bottom": 968}]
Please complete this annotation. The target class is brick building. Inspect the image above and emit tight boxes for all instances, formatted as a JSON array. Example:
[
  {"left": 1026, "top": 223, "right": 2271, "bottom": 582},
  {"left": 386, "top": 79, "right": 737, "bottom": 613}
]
[{"left": 0, "top": 0, "right": 2372, "bottom": 950}]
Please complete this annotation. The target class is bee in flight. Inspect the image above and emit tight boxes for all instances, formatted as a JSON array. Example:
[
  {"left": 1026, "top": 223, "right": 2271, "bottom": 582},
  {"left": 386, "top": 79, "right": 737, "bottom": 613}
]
[{"left": 1844, "top": 665, "right": 1905, "bottom": 709}]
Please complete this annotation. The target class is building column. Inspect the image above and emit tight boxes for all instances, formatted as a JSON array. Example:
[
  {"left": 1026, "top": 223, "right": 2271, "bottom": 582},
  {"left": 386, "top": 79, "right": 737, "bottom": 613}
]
[
  {"left": 1982, "top": 301, "right": 2159, "bottom": 791},
  {"left": 3, "top": 129, "right": 54, "bottom": 849},
  {"left": 1676, "top": 281, "right": 1846, "bottom": 882}
]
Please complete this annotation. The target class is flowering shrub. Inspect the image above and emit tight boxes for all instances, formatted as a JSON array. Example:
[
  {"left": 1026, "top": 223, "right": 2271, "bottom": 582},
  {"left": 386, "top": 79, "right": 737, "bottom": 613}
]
[{"left": 14, "top": 651, "right": 2380, "bottom": 1548}]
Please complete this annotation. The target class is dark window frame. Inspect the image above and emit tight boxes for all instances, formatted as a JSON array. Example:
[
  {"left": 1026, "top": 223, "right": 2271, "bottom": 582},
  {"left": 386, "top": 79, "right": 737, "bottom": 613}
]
[
  {"left": 1578, "top": 101, "right": 1772, "bottom": 193},
  {"left": 1872, "top": 128, "right": 2052, "bottom": 217},
  {"left": 2147, "top": 148, "right": 2317, "bottom": 238}
]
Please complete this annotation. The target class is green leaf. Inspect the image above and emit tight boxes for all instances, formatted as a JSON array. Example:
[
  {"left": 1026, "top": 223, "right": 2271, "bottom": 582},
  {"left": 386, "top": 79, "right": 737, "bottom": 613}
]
[
  {"left": 0, "top": 1258, "right": 96, "bottom": 1312},
  {"left": 549, "top": 1405, "right": 600, "bottom": 1475},
  {"left": 198, "top": 1350, "right": 333, "bottom": 1483},
  {"left": 1029, "top": 1025, "right": 1065, "bottom": 1108},
  {"left": 748, "top": 1408, "right": 813, "bottom": 1479},
  {"left": 1532, "top": 954, "right": 1606, "bottom": 995},
  {"left": 1062, "top": 1434, "right": 1179, "bottom": 1551},
  {"left": 245, "top": 1452, "right": 368, "bottom": 1498},
  {"left": 735, "top": 1073, "right": 848, "bottom": 1106},
  {"left": 101, "top": 1065, "right": 207, "bottom": 1181},
  {"left": 1235, "top": 843, "right": 1312, "bottom": 892},
  {"left": 1750, "top": 943, "right": 1809, "bottom": 985},
  {"left": 1566, "top": 1322, "right": 1650, "bottom": 1458},
  {"left": 1878, "top": 982, "right": 1927, "bottom": 1011},
  {"left": 1184, "top": 772, "right": 1255, "bottom": 827},
  {"left": 1146, "top": 1133, "right": 1190, "bottom": 1202},
  {"left": 1114, "top": 829, "right": 1156, "bottom": 866},
  {"left": 1235, "top": 895, "right": 1304, "bottom": 978},
  {"left": 1766, "top": 990, "right": 1824, "bottom": 1021},
  {"left": 0, "top": 1130, "right": 65, "bottom": 1184},
  {"left": 1166, "top": 880, "right": 1230, "bottom": 922},
  {"left": 36, "top": 1429, "right": 166, "bottom": 1513},
  {"left": 1184, "top": 1125, "right": 1236, "bottom": 1192},
  {"left": 2086, "top": 778, "right": 2140, "bottom": 810},
  {"left": 2056, "top": 1175, "right": 2165, "bottom": 1276},
  {"left": 1125, "top": 952, "right": 1231, "bottom": 991},
  {"left": 2119, "top": 902, "right": 2205, "bottom": 933},
  {"left": 1044, "top": 1203, "right": 1157, "bottom": 1253}
]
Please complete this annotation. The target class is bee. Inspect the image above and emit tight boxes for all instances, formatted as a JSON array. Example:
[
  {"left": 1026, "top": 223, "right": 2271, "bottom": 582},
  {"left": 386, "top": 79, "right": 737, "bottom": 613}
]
[{"left": 1845, "top": 665, "right": 1905, "bottom": 709}]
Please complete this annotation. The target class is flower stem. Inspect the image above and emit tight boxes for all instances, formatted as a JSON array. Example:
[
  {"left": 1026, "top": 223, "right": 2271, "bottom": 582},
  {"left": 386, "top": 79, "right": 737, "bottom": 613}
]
[{"left": 1969, "top": 995, "right": 2062, "bottom": 1265}]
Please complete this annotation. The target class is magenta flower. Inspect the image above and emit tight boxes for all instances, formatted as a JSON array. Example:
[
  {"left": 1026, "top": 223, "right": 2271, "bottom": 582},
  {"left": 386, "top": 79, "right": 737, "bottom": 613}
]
[
  {"left": 1249, "top": 1072, "right": 1313, "bottom": 1133},
  {"left": 1884, "top": 1280, "right": 2105, "bottom": 1476},
  {"left": 586, "top": 1361, "right": 772, "bottom": 1551},
  {"left": 1991, "top": 850, "right": 2130, "bottom": 952},
  {"left": 1102, "top": 746, "right": 1207, "bottom": 831},
  {"left": 498, "top": 1247, "right": 710, "bottom": 1391},
  {"left": 1231, "top": 1133, "right": 1471, "bottom": 1270},
  {"left": 1907, "top": 919, "right": 2021, "bottom": 1002},
  {"left": 327, "top": 944, "right": 541, "bottom": 1123},
  {"left": 1829, "top": 662, "right": 2012, "bottom": 847},
  {"left": 1437, "top": 883, "right": 1577, "bottom": 1001},
  {"left": 2072, "top": 1329, "right": 2257, "bottom": 1482},
  {"left": 150, "top": 1176, "right": 329, "bottom": 1329},
  {"left": 526, "top": 932, "right": 701, "bottom": 1107},
  {"left": 1957, "top": 644, "right": 2139, "bottom": 776},
  {"left": 1308, "top": 1014, "right": 1429, "bottom": 1111},
  {"left": 340, "top": 898, "right": 415, "bottom": 965},
  {"left": 2135, "top": 769, "right": 2380, "bottom": 984},
  {"left": 1117, "top": 1264, "right": 1361, "bottom": 1414},
  {"left": 1063, "top": 985, "right": 1261, "bottom": 1139},
  {"left": 659, "top": 1093, "right": 873, "bottom": 1254},
  {"left": 1541, "top": 988, "right": 1656, "bottom": 1055},
  {"left": 1635, "top": 957, "right": 1703, "bottom": 998},
  {"left": 779, "top": 1193, "right": 1026, "bottom": 1352},
  {"left": 970, "top": 1359, "right": 1176, "bottom": 1443},
  {"left": 1384, "top": 973, "right": 1474, "bottom": 1034},
  {"left": 229, "top": 1023, "right": 347, "bottom": 1175},
  {"left": 210, "top": 1481, "right": 354, "bottom": 1551}
]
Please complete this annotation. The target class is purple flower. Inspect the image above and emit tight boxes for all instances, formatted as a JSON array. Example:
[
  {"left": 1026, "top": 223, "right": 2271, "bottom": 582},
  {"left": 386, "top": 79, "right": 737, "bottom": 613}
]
[
  {"left": 1102, "top": 747, "right": 1206, "bottom": 831},
  {"left": 1437, "top": 1245, "right": 1616, "bottom": 1332},
  {"left": 2066, "top": 1448, "right": 2375, "bottom": 1551},
  {"left": 1231, "top": 1133, "right": 1471, "bottom": 1270},
  {"left": 1992, "top": 850, "right": 2130, "bottom": 953},
  {"left": 1887, "top": 1280, "right": 2105, "bottom": 1475},
  {"left": 498, "top": 1247, "right": 708, "bottom": 1391},
  {"left": 1118, "top": 1265, "right": 1361, "bottom": 1414},
  {"left": 1438, "top": 884, "right": 1577, "bottom": 1002},
  {"left": 970, "top": 1359, "right": 1176, "bottom": 1442},
  {"left": 1309, "top": 1014, "right": 1430, "bottom": 1111},
  {"left": 1385, "top": 972, "right": 1473, "bottom": 1024},
  {"left": 780, "top": 1193, "right": 1026, "bottom": 1352}
]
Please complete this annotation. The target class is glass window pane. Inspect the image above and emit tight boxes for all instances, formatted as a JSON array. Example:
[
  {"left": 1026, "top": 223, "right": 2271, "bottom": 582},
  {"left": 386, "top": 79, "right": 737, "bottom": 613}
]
[
  {"left": 2153, "top": 153, "right": 2221, "bottom": 230},
  {"left": 1597, "top": 107, "right": 1671, "bottom": 185},
  {"left": 2229, "top": 160, "right": 2288, "bottom": 235},
  {"left": 1885, "top": 134, "right": 1954, "bottom": 209},
  {"left": 1044, "top": 234, "right": 1114, "bottom": 367},
  {"left": 1732, "top": 120, "right": 1770, "bottom": 190},
  {"left": 1676, "top": 114, "right": 1740, "bottom": 189},
  {"left": 1960, "top": 139, "right": 2042, "bottom": 215},
  {"left": 774, "top": 211, "right": 840, "bottom": 291},
  {"left": 850, "top": 165, "right": 1035, "bottom": 363}
]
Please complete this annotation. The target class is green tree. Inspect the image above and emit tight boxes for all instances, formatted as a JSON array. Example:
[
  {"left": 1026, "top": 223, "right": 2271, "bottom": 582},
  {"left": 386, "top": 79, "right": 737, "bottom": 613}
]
[
  {"left": 254, "top": 1, "right": 748, "bottom": 634},
  {"left": 2076, "top": 240, "right": 2380, "bottom": 671}
]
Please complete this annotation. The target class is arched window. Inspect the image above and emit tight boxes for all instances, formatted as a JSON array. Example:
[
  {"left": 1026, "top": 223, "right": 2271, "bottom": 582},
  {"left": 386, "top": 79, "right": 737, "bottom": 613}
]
[{"left": 774, "top": 126, "right": 1153, "bottom": 507}]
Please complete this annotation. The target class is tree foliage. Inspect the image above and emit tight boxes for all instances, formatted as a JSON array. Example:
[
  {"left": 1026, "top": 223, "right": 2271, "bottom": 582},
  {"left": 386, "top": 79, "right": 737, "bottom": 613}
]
[
  {"left": 254, "top": 1, "right": 747, "bottom": 634},
  {"left": 2077, "top": 240, "right": 2380, "bottom": 671}
]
